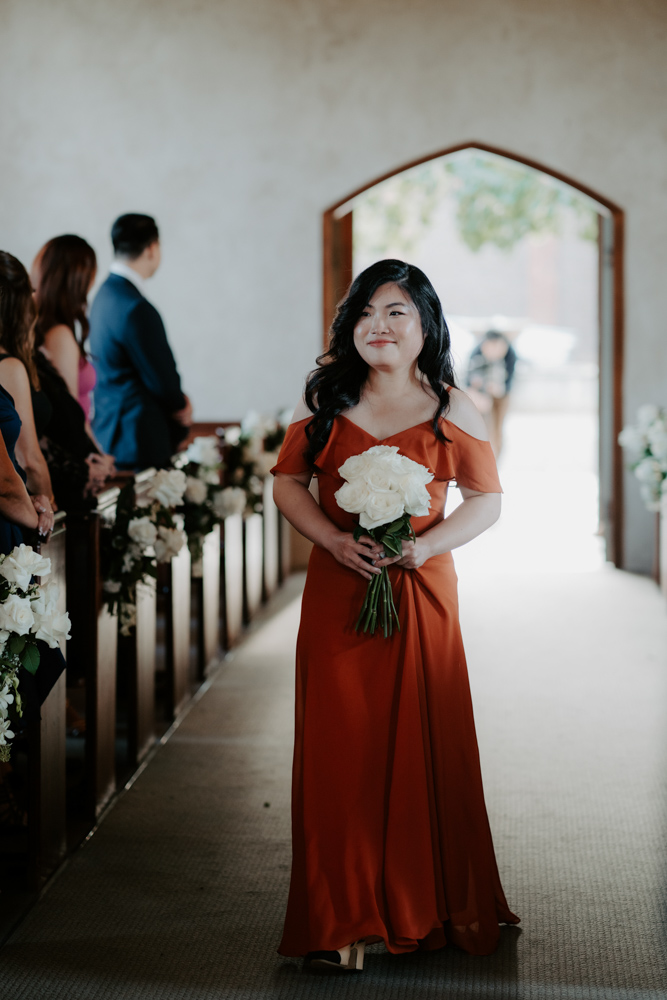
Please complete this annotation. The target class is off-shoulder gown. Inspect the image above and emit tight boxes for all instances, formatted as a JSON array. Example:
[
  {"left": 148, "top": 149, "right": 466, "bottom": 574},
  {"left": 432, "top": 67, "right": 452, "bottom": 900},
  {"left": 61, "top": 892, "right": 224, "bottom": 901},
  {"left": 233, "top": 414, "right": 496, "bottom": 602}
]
[{"left": 271, "top": 414, "right": 519, "bottom": 958}]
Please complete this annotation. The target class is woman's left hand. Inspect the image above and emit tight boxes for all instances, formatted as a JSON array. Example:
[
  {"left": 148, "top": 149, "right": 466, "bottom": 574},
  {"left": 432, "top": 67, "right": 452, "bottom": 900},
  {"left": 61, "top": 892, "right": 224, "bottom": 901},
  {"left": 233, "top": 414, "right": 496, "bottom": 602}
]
[
  {"left": 30, "top": 494, "right": 55, "bottom": 538},
  {"left": 376, "top": 537, "right": 432, "bottom": 571}
]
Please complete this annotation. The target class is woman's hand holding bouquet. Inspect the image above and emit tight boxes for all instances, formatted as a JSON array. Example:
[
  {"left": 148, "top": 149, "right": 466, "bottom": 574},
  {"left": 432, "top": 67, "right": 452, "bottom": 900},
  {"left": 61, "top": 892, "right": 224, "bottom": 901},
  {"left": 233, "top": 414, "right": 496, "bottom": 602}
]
[{"left": 334, "top": 445, "right": 433, "bottom": 638}]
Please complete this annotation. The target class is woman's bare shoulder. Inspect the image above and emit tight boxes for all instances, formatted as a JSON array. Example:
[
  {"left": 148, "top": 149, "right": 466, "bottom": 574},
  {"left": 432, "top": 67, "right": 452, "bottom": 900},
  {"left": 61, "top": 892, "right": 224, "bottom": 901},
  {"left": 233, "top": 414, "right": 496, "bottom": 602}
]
[
  {"left": 43, "top": 324, "right": 77, "bottom": 349},
  {"left": 0, "top": 355, "right": 29, "bottom": 382},
  {"left": 442, "top": 386, "right": 489, "bottom": 441}
]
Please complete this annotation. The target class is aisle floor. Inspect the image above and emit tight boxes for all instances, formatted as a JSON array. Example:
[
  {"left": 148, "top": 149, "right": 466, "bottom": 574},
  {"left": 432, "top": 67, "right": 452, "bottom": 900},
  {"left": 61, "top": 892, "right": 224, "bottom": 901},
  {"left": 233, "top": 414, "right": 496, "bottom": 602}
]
[{"left": 2, "top": 557, "right": 667, "bottom": 1000}]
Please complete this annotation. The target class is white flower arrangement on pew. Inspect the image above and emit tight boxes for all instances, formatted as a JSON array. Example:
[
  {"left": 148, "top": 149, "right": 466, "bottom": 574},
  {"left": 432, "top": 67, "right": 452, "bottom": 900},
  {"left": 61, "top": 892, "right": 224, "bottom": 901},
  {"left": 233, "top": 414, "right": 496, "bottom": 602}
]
[
  {"left": 222, "top": 410, "right": 291, "bottom": 513},
  {"left": 335, "top": 445, "right": 433, "bottom": 638},
  {"left": 176, "top": 436, "right": 225, "bottom": 575},
  {"left": 618, "top": 405, "right": 667, "bottom": 512},
  {"left": 173, "top": 435, "right": 252, "bottom": 576},
  {"left": 0, "top": 544, "right": 72, "bottom": 761},
  {"left": 101, "top": 469, "right": 188, "bottom": 635}
]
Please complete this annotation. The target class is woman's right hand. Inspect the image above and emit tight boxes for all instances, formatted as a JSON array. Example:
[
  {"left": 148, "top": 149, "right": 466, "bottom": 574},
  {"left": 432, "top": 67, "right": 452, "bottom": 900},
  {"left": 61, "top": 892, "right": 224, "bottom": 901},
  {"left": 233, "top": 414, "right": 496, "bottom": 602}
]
[{"left": 326, "top": 531, "right": 384, "bottom": 581}]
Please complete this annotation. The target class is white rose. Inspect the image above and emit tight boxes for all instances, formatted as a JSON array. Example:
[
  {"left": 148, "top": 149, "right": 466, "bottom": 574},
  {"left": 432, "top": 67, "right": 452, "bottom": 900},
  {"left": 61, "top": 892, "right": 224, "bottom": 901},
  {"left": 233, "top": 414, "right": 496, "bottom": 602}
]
[
  {"left": 637, "top": 404, "right": 660, "bottom": 429},
  {"left": 634, "top": 457, "right": 663, "bottom": 484},
  {"left": 212, "top": 486, "right": 247, "bottom": 519},
  {"left": 146, "top": 469, "right": 188, "bottom": 508},
  {"left": 33, "top": 606, "right": 72, "bottom": 649},
  {"left": 618, "top": 425, "right": 647, "bottom": 456},
  {"left": 185, "top": 436, "right": 220, "bottom": 467},
  {"left": 338, "top": 452, "right": 373, "bottom": 481},
  {"left": 399, "top": 476, "right": 432, "bottom": 517},
  {"left": 154, "top": 526, "right": 187, "bottom": 563},
  {"left": 0, "top": 544, "right": 51, "bottom": 591},
  {"left": 0, "top": 593, "right": 35, "bottom": 635},
  {"left": 335, "top": 480, "right": 372, "bottom": 514},
  {"left": 647, "top": 424, "right": 667, "bottom": 462},
  {"left": 359, "top": 490, "right": 405, "bottom": 531},
  {"left": 127, "top": 516, "right": 158, "bottom": 547},
  {"left": 224, "top": 425, "right": 242, "bottom": 446},
  {"left": 197, "top": 466, "right": 220, "bottom": 485},
  {"left": 184, "top": 476, "right": 208, "bottom": 505}
]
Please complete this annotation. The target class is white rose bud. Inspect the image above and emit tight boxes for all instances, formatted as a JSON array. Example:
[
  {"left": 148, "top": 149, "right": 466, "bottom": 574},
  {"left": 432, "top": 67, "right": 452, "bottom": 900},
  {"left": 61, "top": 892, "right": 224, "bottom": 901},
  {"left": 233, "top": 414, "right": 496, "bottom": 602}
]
[
  {"left": 185, "top": 436, "right": 219, "bottom": 467},
  {"left": 184, "top": 476, "right": 209, "bottom": 505},
  {"left": 127, "top": 516, "right": 158, "bottom": 547},
  {"left": 212, "top": 487, "right": 247, "bottom": 519},
  {"left": 154, "top": 526, "right": 187, "bottom": 563}
]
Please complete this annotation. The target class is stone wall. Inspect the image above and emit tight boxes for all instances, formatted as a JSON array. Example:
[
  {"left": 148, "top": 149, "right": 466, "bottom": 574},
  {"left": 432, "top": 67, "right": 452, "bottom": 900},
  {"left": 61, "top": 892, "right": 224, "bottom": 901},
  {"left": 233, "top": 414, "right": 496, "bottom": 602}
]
[{"left": 2, "top": 0, "right": 666, "bottom": 571}]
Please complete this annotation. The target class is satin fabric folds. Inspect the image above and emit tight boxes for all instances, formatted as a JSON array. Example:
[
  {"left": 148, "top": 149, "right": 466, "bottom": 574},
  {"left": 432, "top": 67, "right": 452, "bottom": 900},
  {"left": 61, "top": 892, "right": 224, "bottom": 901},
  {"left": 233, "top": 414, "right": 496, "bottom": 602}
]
[{"left": 271, "top": 414, "right": 519, "bottom": 957}]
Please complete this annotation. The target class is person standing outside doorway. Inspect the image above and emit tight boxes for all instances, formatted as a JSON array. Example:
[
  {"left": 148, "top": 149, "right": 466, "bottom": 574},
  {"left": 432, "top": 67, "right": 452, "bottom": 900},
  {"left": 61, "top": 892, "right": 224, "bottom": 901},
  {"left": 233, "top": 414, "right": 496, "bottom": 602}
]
[
  {"left": 89, "top": 214, "right": 192, "bottom": 470},
  {"left": 466, "top": 330, "right": 517, "bottom": 458}
]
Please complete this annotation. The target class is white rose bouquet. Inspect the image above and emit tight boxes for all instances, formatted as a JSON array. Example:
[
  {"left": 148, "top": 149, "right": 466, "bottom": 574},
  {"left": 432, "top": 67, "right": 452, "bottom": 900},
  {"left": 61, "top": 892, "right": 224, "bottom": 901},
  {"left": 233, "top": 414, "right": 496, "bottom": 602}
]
[
  {"left": 618, "top": 405, "right": 667, "bottom": 512},
  {"left": 335, "top": 445, "right": 433, "bottom": 638},
  {"left": 0, "top": 544, "right": 72, "bottom": 760}
]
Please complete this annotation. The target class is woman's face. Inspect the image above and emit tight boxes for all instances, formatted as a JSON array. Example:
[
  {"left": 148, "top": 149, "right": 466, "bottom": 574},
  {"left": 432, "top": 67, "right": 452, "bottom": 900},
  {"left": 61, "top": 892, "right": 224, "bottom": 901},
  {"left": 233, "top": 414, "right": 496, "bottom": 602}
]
[{"left": 353, "top": 283, "right": 424, "bottom": 372}]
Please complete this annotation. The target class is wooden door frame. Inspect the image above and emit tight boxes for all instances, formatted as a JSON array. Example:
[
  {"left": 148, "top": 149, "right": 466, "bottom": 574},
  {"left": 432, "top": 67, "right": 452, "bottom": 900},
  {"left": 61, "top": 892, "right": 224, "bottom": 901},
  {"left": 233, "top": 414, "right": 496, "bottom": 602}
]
[{"left": 321, "top": 140, "right": 625, "bottom": 566}]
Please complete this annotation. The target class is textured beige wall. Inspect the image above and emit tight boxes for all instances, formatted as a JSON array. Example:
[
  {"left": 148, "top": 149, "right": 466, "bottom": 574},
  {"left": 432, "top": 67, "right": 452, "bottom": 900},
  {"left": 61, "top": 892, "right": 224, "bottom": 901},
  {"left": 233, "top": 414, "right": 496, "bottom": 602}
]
[{"left": 2, "top": 0, "right": 666, "bottom": 570}]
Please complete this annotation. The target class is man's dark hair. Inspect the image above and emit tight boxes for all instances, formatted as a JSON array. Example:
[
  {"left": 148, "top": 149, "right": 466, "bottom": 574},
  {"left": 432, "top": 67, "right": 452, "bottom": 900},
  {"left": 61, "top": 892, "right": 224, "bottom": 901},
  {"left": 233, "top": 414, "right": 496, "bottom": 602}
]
[{"left": 111, "top": 214, "right": 159, "bottom": 259}]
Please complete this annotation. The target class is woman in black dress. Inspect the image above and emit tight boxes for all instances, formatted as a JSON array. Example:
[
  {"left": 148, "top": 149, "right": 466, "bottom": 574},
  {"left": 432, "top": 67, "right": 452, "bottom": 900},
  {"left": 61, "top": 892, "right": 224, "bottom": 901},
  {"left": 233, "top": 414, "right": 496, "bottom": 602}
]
[{"left": 0, "top": 252, "right": 54, "bottom": 537}]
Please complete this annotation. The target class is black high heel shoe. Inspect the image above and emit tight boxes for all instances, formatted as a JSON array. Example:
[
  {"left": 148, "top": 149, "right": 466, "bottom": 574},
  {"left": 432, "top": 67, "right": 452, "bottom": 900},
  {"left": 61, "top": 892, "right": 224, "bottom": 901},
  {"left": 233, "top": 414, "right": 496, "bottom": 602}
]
[{"left": 304, "top": 940, "right": 365, "bottom": 974}]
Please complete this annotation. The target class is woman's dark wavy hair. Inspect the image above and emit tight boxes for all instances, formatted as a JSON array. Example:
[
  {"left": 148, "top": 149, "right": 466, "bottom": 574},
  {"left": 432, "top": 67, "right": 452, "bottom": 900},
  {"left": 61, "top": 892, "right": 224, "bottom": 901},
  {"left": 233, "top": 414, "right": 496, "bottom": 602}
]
[
  {"left": 304, "top": 259, "right": 457, "bottom": 468},
  {"left": 32, "top": 235, "right": 97, "bottom": 351},
  {"left": 0, "top": 251, "right": 40, "bottom": 389}
]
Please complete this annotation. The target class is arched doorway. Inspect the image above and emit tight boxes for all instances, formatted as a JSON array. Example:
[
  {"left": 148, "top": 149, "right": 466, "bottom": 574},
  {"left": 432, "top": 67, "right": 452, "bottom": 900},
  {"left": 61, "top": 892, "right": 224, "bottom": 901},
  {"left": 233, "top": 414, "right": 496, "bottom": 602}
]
[{"left": 322, "top": 142, "right": 624, "bottom": 567}]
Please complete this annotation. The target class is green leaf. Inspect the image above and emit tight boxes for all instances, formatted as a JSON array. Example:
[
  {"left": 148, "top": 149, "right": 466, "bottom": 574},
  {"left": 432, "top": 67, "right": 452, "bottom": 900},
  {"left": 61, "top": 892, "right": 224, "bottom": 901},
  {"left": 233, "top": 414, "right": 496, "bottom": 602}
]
[
  {"left": 9, "top": 634, "right": 26, "bottom": 655},
  {"left": 21, "top": 643, "right": 40, "bottom": 674},
  {"left": 382, "top": 537, "right": 402, "bottom": 556}
]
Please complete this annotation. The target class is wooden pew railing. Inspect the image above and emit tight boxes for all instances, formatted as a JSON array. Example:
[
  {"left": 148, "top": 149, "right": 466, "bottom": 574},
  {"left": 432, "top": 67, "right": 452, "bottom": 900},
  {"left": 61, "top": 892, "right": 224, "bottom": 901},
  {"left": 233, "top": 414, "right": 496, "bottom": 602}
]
[
  {"left": 1, "top": 436, "right": 295, "bottom": 925},
  {"left": 66, "top": 486, "right": 119, "bottom": 822},
  {"left": 29, "top": 512, "right": 67, "bottom": 890}
]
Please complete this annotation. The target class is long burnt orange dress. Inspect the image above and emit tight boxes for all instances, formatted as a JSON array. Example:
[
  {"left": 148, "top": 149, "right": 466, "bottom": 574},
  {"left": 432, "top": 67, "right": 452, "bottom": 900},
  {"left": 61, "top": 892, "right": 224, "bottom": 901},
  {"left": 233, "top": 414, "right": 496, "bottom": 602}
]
[{"left": 272, "top": 413, "right": 519, "bottom": 958}]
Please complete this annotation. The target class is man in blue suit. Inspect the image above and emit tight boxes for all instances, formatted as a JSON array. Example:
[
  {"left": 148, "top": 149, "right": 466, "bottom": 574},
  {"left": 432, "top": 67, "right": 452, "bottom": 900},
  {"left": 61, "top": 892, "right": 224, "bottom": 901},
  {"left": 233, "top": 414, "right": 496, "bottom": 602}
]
[{"left": 89, "top": 214, "right": 192, "bottom": 470}]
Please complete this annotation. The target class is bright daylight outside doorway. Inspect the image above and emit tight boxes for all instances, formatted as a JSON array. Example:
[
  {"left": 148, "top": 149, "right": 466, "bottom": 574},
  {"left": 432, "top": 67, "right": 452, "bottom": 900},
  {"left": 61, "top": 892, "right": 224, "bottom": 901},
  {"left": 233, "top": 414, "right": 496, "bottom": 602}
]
[{"left": 351, "top": 149, "right": 607, "bottom": 577}]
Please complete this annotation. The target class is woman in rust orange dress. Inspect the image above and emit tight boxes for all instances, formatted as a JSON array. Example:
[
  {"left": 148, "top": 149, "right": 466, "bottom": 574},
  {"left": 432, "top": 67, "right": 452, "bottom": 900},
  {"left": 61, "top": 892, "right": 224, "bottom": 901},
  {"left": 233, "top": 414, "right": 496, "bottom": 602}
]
[{"left": 272, "top": 259, "right": 519, "bottom": 974}]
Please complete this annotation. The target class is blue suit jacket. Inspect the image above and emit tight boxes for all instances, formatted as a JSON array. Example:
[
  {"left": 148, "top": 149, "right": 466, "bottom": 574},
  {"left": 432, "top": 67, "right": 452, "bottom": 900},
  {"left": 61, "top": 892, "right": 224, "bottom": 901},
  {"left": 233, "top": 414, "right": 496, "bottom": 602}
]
[{"left": 89, "top": 274, "right": 186, "bottom": 470}]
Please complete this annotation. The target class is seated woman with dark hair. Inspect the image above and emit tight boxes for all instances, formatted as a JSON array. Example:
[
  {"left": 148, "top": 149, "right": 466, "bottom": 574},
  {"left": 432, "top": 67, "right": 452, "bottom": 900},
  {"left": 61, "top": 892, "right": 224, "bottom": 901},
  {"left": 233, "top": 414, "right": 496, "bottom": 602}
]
[
  {"left": 0, "top": 251, "right": 54, "bottom": 537},
  {"left": 31, "top": 234, "right": 115, "bottom": 487}
]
